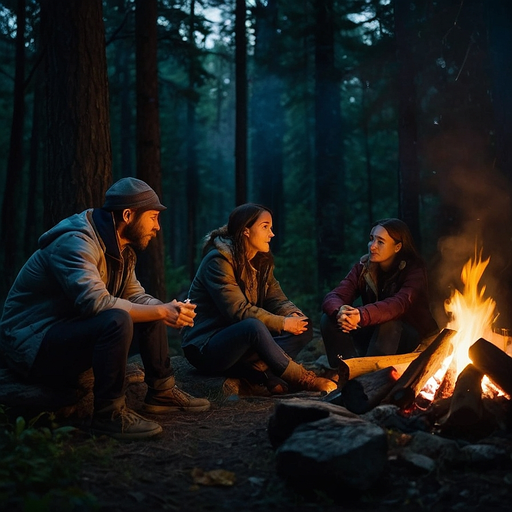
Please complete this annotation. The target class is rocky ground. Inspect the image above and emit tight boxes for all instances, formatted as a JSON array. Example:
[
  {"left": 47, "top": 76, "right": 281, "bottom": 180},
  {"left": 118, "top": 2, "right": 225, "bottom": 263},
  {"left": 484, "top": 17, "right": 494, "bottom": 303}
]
[
  {"left": 5, "top": 335, "right": 512, "bottom": 511},
  {"left": 68, "top": 348, "right": 512, "bottom": 512}
]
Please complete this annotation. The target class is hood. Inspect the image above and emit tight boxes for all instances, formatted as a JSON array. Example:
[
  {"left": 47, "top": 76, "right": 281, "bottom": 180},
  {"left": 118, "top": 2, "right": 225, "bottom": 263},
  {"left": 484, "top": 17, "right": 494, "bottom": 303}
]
[
  {"left": 211, "top": 236, "right": 235, "bottom": 263},
  {"left": 38, "top": 210, "right": 96, "bottom": 250}
]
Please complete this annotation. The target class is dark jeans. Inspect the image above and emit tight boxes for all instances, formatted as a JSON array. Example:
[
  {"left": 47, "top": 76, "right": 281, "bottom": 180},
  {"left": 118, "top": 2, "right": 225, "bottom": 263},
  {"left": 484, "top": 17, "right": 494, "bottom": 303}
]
[
  {"left": 320, "top": 313, "right": 420, "bottom": 368},
  {"left": 30, "top": 309, "right": 173, "bottom": 406},
  {"left": 183, "top": 317, "right": 313, "bottom": 378}
]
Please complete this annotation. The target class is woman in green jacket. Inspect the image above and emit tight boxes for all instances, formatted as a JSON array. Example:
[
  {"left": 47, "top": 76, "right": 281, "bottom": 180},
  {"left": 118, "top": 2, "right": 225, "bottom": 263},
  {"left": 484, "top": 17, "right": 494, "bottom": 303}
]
[{"left": 181, "top": 203, "right": 335, "bottom": 394}]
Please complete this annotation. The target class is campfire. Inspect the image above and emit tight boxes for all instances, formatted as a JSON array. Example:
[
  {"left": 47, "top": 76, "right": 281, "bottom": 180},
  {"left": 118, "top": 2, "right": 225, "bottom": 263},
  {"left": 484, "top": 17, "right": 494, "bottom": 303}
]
[
  {"left": 333, "top": 250, "right": 512, "bottom": 439},
  {"left": 421, "top": 251, "right": 505, "bottom": 401}
]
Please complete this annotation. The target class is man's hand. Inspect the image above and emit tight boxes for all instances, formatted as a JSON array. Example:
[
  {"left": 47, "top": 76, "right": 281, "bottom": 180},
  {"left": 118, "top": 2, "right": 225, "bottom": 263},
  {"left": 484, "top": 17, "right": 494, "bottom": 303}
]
[
  {"left": 284, "top": 315, "right": 309, "bottom": 335},
  {"left": 162, "top": 299, "right": 196, "bottom": 329},
  {"left": 336, "top": 305, "right": 360, "bottom": 333}
]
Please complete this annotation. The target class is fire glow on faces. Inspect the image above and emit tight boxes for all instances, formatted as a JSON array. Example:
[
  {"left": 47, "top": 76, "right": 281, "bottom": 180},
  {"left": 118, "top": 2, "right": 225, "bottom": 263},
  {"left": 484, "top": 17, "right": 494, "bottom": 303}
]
[
  {"left": 368, "top": 225, "right": 402, "bottom": 271},
  {"left": 123, "top": 209, "right": 161, "bottom": 251},
  {"left": 244, "top": 210, "right": 275, "bottom": 260}
]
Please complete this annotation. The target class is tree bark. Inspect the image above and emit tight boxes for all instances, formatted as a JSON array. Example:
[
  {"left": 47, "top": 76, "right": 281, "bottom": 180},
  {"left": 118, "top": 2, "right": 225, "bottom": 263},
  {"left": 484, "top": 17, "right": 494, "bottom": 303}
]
[
  {"left": 186, "top": 0, "right": 199, "bottom": 279},
  {"left": 1, "top": 0, "right": 26, "bottom": 294},
  {"left": 314, "top": 0, "right": 344, "bottom": 289},
  {"left": 251, "top": 0, "right": 284, "bottom": 248},
  {"left": 235, "top": 0, "right": 248, "bottom": 205},
  {"left": 135, "top": 0, "right": 166, "bottom": 300},
  {"left": 394, "top": 0, "right": 421, "bottom": 243},
  {"left": 42, "top": 0, "right": 112, "bottom": 228}
]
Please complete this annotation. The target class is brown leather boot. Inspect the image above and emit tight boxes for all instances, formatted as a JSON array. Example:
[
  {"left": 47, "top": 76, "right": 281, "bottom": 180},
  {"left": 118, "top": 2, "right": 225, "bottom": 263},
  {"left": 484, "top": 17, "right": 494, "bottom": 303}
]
[
  {"left": 280, "top": 360, "right": 337, "bottom": 393},
  {"left": 143, "top": 376, "right": 211, "bottom": 413}
]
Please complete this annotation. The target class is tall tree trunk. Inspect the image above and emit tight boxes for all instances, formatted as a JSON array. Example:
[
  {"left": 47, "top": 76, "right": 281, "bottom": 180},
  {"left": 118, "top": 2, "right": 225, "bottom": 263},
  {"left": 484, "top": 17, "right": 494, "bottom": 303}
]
[
  {"left": 394, "top": 0, "right": 421, "bottom": 245},
  {"left": 42, "top": 0, "right": 112, "bottom": 228},
  {"left": 1, "top": 0, "right": 26, "bottom": 295},
  {"left": 361, "top": 82, "right": 374, "bottom": 225},
  {"left": 118, "top": 43, "right": 135, "bottom": 179},
  {"left": 186, "top": 0, "right": 198, "bottom": 279},
  {"left": 235, "top": 0, "right": 248, "bottom": 205},
  {"left": 487, "top": 0, "right": 512, "bottom": 181},
  {"left": 251, "top": 0, "right": 284, "bottom": 249},
  {"left": 135, "top": 0, "right": 166, "bottom": 300},
  {"left": 24, "top": 69, "right": 44, "bottom": 257},
  {"left": 314, "top": 0, "right": 344, "bottom": 290}
]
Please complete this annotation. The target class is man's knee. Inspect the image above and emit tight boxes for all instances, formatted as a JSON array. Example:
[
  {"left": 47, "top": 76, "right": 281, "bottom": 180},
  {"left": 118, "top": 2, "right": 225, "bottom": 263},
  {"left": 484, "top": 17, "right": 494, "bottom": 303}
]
[{"left": 102, "top": 309, "right": 134, "bottom": 343}]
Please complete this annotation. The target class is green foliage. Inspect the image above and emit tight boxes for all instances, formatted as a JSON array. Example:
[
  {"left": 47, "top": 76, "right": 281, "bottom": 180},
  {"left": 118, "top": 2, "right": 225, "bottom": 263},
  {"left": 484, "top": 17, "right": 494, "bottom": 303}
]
[{"left": 0, "top": 406, "right": 98, "bottom": 512}]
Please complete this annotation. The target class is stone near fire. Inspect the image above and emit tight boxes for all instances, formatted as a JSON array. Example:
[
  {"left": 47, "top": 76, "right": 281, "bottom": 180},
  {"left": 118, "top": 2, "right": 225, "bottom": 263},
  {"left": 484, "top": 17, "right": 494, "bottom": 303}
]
[
  {"left": 362, "top": 404, "right": 432, "bottom": 433},
  {"left": 461, "top": 443, "right": 511, "bottom": 466},
  {"left": 406, "top": 430, "right": 461, "bottom": 461},
  {"left": 267, "top": 397, "right": 360, "bottom": 448},
  {"left": 275, "top": 414, "right": 388, "bottom": 492}
]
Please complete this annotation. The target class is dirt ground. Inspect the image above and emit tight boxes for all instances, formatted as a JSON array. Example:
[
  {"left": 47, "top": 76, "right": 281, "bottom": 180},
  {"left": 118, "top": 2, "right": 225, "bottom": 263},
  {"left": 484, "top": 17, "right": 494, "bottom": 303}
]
[{"left": 66, "top": 351, "right": 512, "bottom": 512}]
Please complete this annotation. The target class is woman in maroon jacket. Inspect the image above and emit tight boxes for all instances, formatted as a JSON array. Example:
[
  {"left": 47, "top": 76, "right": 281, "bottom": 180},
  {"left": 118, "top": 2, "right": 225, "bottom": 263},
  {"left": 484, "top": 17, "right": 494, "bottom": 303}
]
[{"left": 320, "top": 218, "right": 439, "bottom": 367}]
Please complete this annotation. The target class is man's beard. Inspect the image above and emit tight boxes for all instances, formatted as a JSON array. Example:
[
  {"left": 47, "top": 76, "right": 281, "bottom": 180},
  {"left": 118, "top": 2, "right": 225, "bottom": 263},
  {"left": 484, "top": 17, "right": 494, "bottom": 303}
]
[{"left": 123, "top": 220, "right": 155, "bottom": 251}]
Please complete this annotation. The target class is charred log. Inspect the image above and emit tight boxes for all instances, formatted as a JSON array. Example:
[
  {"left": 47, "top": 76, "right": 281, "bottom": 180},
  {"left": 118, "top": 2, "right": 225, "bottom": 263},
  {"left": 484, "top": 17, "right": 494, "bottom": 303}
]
[
  {"left": 383, "top": 329, "right": 456, "bottom": 408},
  {"left": 440, "top": 364, "right": 484, "bottom": 428},
  {"left": 469, "top": 338, "right": 512, "bottom": 396},
  {"left": 341, "top": 366, "right": 400, "bottom": 414}
]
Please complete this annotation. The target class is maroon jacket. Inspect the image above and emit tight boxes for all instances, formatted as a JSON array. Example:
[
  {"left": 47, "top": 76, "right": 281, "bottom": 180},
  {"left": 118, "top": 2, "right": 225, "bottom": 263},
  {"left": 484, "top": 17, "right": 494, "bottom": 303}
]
[{"left": 322, "top": 254, "right": 438, "bottom": 338}]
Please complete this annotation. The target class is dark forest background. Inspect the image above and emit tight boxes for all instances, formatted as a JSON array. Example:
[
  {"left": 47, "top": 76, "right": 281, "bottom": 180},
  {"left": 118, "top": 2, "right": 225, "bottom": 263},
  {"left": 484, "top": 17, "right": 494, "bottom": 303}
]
[{"left": 0, "top": 0, "right": 512, "bottom": 329}]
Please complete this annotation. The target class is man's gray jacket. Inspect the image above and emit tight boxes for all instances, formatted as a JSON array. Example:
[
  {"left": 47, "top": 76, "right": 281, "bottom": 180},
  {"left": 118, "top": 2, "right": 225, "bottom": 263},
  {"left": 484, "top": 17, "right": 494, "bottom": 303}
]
[{"left": 0, "top": 208, "right": 159, "bottom": 377}]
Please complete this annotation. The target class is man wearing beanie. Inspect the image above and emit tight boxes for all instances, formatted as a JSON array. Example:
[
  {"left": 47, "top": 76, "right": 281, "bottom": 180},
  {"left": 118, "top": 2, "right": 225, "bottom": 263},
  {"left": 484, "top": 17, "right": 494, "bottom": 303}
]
[{"left": 0, "top": 177, "right": 210, "bottom": 440}]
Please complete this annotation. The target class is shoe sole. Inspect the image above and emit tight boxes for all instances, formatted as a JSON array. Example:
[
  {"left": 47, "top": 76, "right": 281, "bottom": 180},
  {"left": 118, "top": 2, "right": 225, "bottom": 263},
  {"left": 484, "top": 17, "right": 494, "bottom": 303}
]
[
  {"left": 142, "top": 403, "right": 211, "bottom": 414},
  {"left": 90, "top": 424, "right": 163, "bottom": 440}
]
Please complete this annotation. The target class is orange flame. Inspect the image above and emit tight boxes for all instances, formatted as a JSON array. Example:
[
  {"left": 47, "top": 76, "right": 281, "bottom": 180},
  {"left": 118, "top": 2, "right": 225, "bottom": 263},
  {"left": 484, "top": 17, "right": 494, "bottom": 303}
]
[
  {"left": 445, "top": 251, "right": 497, "bottom": 376},
  {"left": 420, "top": 250, "right": 503, "bottom": 400}
]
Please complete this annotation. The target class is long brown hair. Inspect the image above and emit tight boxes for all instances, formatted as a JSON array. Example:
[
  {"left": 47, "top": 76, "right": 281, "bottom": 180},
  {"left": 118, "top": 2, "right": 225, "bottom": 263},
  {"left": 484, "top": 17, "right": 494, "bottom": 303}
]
[
  {"left": 202, "top": 203, "right": 274, "bottom": 289},
  {"left": 372, "top": 218, "right": 421, "bottom": 262}
]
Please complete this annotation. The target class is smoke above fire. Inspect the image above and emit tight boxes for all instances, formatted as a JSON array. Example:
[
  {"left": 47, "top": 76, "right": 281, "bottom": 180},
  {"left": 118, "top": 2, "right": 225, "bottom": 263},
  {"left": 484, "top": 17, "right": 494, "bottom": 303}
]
[{"left": 426, "top": 129, "right": 512, "bottom": 329}]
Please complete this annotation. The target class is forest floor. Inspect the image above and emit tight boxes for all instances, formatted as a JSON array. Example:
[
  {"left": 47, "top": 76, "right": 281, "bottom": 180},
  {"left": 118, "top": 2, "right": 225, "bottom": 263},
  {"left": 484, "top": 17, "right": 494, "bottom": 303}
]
[
  {"left": 70, "top": 383, "right": 512, "bottom": 512},
  {"left": 58, "top": 336, "right": 512, "bottom": 512}
]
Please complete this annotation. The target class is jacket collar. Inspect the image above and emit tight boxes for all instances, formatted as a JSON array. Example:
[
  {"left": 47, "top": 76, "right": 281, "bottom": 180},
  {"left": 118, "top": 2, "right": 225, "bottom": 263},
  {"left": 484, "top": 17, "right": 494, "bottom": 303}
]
[
  {"left": 360, "top": 253, "right": 406, "bottom": 296},
  {"left": 92, "top": 208, "right": 122, "bottom": 260}
]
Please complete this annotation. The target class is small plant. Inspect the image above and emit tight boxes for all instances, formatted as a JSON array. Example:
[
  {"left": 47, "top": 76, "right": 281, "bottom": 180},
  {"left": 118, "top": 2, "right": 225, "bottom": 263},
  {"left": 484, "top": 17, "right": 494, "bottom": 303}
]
[{"left": 0, "top": 405, "right": 98, "bottom": 512}]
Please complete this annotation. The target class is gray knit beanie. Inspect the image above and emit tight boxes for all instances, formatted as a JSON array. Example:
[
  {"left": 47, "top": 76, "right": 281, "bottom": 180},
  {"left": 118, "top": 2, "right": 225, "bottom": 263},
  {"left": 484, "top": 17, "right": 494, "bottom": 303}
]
[{"left": 102, "top": 177, "right": 166, "bottom": 211}]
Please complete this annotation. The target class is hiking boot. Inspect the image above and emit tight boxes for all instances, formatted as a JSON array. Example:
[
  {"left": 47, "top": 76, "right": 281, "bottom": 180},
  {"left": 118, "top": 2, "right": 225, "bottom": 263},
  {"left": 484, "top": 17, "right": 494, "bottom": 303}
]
[
  {"left": 280, "top": 360, "right": 337, "bottom": 393},
  {"left": 228, "top": 359, "right": 289, "bottom": 395},
  {"left": 91, "top": 403, "right": 162, "bottom": 440},
  {"left": 143, "top": 376, "right": 211, "bottom": 413},
  {"left": 265, "top": 373, "right": 289, "bottom": 394}
]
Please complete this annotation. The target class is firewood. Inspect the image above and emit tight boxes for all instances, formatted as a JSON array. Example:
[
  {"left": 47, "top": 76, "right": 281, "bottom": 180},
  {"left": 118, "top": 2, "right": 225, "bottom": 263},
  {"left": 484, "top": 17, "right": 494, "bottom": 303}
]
[
  {"left": 440, "top": 363, "right": 484, "bottom": 427},
  {"left": 341, "top": 366, "right": 400, "bottom": 414},
  {"left": 337, "top": 352, "right": 421, "bottom": 383},
  {"left": 469, "top": 338, "right": 512, "bottom": 395},
  {"left": 382, "top": 328, "right": 457, "bottom": 408}
]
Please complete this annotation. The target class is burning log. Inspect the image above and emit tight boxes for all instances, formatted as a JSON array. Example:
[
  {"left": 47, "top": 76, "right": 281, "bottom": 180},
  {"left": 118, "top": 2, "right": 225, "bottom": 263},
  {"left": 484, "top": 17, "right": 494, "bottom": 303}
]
[
  {"left": 341, "top": 366, "right": 400, "bottom": 414},
  {"left": 440, "top": 364, "right": 484, "bottom": 428},
  {"left": 469, "top": 338, "right": 512, "bottom": 396},
  {"left": 382, "top": 328, "right": 457, "bottom": 408},
  {"left": 338, "top": 352, "right": 420, "bottom": 384}
]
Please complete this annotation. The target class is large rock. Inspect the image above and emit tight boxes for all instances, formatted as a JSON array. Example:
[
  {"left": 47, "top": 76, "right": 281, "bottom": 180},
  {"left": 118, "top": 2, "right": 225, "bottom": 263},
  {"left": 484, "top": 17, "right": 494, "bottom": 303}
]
[
  {"left": 268, "top": 397, "right": 360, "bottom": 448},
  {"left": 275, "top": 413, "right": 388, "bottom": 492}
]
